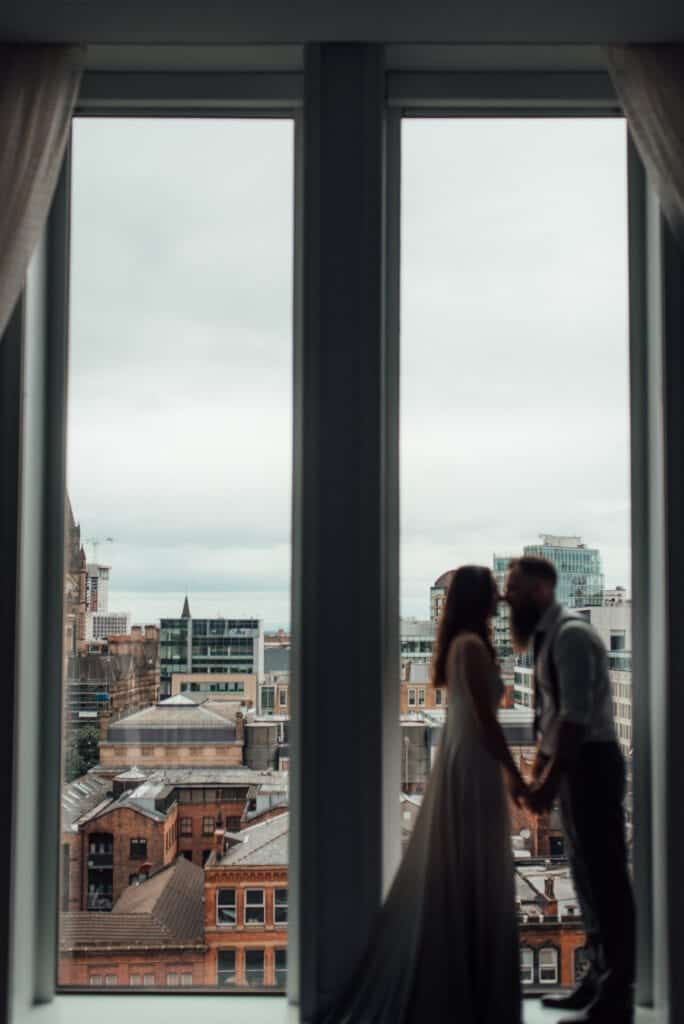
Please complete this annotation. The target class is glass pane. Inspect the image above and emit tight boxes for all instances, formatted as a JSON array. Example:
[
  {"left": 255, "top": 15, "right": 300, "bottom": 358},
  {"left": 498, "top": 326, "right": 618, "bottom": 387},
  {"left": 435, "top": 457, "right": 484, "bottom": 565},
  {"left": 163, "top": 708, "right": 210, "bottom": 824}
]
[
  {"left": 58, "top": 117, "right": 292, "bottom": 992},
  {"left": 400, "top": 118, "right": 630, "bottom": 993}
]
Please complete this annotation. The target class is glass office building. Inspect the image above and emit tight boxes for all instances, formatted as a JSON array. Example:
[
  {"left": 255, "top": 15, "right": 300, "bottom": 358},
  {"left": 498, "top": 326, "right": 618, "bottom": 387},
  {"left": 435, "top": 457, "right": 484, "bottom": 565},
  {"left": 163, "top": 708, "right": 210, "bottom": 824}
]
[
  {"left": 160, "top": 598, "right": 264, "bottom": 696},
  {"left": 523, "top": 535, "right": 604, "bottom": 608}
]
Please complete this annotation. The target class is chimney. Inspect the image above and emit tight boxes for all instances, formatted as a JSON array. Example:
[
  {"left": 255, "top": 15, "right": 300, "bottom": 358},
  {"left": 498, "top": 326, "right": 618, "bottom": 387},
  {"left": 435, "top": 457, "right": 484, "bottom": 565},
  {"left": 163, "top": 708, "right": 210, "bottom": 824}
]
[
  {"left": 544, "top": 876, "right": 558, "bottom": 919},
  {"left": 131, "top": 625, "right": 143, "bottom": 639},
  {"left": 214, "top": 809, "right": 226, "bottom": 854}
]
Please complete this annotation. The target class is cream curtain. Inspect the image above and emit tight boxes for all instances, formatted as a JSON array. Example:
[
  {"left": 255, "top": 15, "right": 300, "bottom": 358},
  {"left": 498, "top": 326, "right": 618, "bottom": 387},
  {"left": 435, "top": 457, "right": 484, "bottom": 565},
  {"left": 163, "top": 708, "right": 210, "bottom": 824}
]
[
  {"left": 606, "top": 45, "right": 684, "bottom": 245},
  {"left": 0, "top": 45, "right": 84, "bottom": 339}
]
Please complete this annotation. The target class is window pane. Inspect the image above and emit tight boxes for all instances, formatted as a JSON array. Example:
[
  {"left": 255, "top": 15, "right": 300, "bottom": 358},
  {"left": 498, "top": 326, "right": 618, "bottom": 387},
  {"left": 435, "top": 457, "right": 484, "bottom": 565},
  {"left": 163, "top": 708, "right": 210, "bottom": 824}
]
[
  {"left": 400, "top": 118, "right": 630, "bottom": 992},
  {"left": 58, "top": 116, "right": 292, "bottom": 991},
  {"left": 217, "top": 949, "right": 236, "bottom": 987},
  {"left": 245, "top": 949, "right": 265, "bottom": 987}
]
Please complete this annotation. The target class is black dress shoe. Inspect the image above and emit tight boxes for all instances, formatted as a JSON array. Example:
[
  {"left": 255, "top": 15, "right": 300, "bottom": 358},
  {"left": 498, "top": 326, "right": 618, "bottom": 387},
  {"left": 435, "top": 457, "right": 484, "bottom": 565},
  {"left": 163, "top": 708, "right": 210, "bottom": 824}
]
[{"left": 541, "top": 971, "right": 599, "bottom": 1011}]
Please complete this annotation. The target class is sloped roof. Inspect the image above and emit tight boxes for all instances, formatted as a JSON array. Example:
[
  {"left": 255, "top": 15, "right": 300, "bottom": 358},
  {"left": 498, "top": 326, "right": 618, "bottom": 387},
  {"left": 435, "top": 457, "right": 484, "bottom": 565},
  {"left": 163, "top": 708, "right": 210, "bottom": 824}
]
[
  {"left": 60, "top": 857, "right": 205, "bottom": 950},
  {"left": 213, "top": 811, "right": 288, "bottom": 867},
  {"left": 61, "top": 774, "right": 112, "bottom": 833},
  {"left": 181, "top": 595, "right": 191, "bottom": 619}
]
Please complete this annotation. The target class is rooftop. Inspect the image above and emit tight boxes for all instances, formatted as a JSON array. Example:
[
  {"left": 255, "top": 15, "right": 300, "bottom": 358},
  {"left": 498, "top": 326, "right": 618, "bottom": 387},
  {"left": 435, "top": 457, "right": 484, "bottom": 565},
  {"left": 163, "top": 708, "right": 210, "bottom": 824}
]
[
  {"left": 60, "top": 857, "right": 205, "bottom": 951},
  {"left": 209, "top": 811, "right": 289, "bottom": 867}
]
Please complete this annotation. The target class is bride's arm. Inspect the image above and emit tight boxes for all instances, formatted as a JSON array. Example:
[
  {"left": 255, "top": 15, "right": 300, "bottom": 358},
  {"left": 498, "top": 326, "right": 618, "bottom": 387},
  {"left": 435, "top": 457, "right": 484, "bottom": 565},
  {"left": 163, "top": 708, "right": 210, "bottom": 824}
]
[{"left": 451, "top": 634, "right": 527, "bottom": 805}]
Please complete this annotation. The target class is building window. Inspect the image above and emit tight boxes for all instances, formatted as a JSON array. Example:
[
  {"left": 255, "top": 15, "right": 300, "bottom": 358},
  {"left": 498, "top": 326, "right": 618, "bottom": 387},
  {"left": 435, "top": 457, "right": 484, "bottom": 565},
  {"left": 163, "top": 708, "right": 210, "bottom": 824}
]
[
  {"left": 279, "top": 689, "right": 288, "bottom": 708},
  {"left": 89, "top": 976, "right": 103, "bottom": 986},
  {"left": 574, "top": 946, "right": 591, "bottom": 982},
  {"left": 129, "top": 838, "right": 147, "bottom": 860},
  {"left": 408, "top": 688, "right": 416, "bottom": 707},
  {"left": 275, "top": 887, "right": 288, "bottom": 925},
  {"left": 143, "top": 974, "right": 155, "bottom": 986},
  {"left": 245, "top": 949, "right": 265, "bottom": 987},
  {"left": 129, "top": 974, "right": 142, "bottom": 986},
  {"left": 418, "top": 688, "right": 425, "bottom": 706},
  {"left": 104, "top": 975, "right": 118, "bottom": 986},
  {"left": 435, "top": 688, "right": 442, "bottom": 705},
  {"left": 166, "top": 973, "right": 179, "bottom": 986},
  {"left": 217, "top": 950, "right": 236, "bottom": 987},
  {"left": 520, "top": 948, "right": 534, "bottom": 985},
  {"left": 217, "top": 888, "right": 237, "bottom": 925},
  {"left": 539, "top": 947, "right": 559, "bottom": 984},
  {"left": 245, "top": 888, "right": 265, "bottom": 925},
  {"left": 180, "top": 973, "right": 193, "bottom": 986},
  {"left": 180, "top": 817, "right": 193, "bottom": 836},
  {"left": 610, "top": 631, "right": 626, "bottom": 651},
  {"left": 275, "top": 948, "right": 287, "bottom": 987},
  {"left": 202, "top": 816, "right": 215, "bottom": 836}
]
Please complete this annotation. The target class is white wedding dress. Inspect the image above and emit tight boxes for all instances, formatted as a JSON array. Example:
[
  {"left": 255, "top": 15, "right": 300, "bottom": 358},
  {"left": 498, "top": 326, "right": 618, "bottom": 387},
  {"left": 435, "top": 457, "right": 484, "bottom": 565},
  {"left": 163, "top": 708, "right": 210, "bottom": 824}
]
[{"left": 321, "top": 643, "right": 521, "bottom": 1023}]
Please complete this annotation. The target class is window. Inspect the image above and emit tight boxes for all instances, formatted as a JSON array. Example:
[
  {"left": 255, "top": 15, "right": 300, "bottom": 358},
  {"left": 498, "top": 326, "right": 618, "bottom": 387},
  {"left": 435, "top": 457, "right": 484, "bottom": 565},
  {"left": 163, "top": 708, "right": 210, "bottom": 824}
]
[
  {"left": 129, "top": 838, "right": 147, "bottom": 860},
  {"left": 180, "top": 817, "right": 193, "bottom": 837},
  {"left": 202, "top": 816, "right": 215, "bottom": 836},
  {"left": 275, "top": 948, "right": 287, "bottom": 987},
  {"left": 129, "top": 974, "right": 142, "bottom": 986},
  {"left": 408, "top": 688, "right": 416, "bottom": 707},
  {"left": 217, "top": 950, "right": 236, "bottom": 987},
  {"left": 274, "top": 887, "right": 288, "bottom": 925},
  {"left": 104, "top": 975, "right": 118, "bottom": 986},
  {"left": 143, "top": 974, "right": 155, "bottom": 986},
  {"left": 418, "top": 688, "right": 425, "bottom": 706},
  {"left": 435, "top": 688, "right": 442, "bottom": 705},
  {"left": 217, "top": 888, "right": 236, "bottom": 926},
  {"left": 89, "top": 976, "right": 103, "bottom": 987},
  {"left": 610, "top": 631, "right": 627, "bottom": 651},
  {"left": 245, "top": 949, "right": 265, "bottom": 987},
  {"left": 574, "top": 946, "right": 591, "bottom": 982},
  {"left": 520, "top": 948, "right": 534, "bottom": 986},
  {"left": 166, "top": 973, "right": 179, "bottom": 986},
  {"left": 279, "top": 688, "right": 288, "bottom": 708},
  {"left": 245, "top": 889, "right": 265, "bottom": 925},
  {"left": 539, "top": 947, "right": 559, "bottom": 984},
  {"left": 180, "top": 973, "right": 193, "bottom": 986}
]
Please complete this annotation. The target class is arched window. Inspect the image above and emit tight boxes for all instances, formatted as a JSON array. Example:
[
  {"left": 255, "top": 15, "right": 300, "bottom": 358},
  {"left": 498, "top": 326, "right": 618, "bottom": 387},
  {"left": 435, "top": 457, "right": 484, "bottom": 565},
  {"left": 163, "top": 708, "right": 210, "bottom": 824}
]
[
  {"left": 539, "top": 946, "right": 559, "bottom": 985},
  {"left": 520, "top": 947, "right": 534, "bottom": 986}
]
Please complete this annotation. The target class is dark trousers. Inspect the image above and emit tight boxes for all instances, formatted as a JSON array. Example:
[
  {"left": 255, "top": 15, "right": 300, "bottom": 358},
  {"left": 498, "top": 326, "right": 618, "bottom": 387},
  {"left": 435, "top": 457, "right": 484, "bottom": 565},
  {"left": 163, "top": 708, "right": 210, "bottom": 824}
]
[{"left": 559, "top": 742, "right": 635, "bottom": 994}]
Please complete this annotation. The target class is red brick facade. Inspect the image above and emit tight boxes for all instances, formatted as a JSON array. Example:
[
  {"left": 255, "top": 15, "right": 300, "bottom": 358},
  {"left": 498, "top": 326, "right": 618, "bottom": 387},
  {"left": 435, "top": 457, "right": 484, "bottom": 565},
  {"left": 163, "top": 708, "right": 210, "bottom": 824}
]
[
  {"left": 81, "top": 804, "right": 178, "bottom": 910},
  {"left": 60, "top": 948, "right": 207, "bottom": 988},
  {"left": 203, "top": 865, "right": 288, "bottom": 988}
]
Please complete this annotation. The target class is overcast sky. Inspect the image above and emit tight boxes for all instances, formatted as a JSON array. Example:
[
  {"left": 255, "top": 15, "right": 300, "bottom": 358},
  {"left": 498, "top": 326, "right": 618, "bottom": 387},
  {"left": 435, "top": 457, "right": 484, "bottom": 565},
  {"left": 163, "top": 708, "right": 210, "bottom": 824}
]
[{"left": 68, "top": 116, "right": 629, "bottom": 628}]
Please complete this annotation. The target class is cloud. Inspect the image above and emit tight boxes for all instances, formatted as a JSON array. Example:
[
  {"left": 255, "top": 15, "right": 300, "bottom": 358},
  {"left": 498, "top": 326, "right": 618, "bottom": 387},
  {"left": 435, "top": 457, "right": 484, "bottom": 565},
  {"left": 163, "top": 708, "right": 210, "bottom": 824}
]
[{"left": 68, "top": 116, "right": 630, "bottom": 627}]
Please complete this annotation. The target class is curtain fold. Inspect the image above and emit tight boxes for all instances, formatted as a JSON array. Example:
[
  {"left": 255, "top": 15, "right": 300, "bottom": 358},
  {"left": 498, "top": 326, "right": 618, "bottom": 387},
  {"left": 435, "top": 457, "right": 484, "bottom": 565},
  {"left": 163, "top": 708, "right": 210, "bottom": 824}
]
[
  {"left": 0, "top": 45, "right": 84, "bottom": 340},
  {"left": 606, "top": 45, "right": 684, "bottom": 245}
]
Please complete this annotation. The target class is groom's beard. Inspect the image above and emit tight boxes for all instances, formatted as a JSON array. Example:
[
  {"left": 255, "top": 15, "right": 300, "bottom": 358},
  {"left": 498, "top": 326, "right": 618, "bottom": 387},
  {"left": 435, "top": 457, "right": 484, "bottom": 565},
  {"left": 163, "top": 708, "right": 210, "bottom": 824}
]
[{"left": 510, "top": 601, "right": 542, "bottom": 652}]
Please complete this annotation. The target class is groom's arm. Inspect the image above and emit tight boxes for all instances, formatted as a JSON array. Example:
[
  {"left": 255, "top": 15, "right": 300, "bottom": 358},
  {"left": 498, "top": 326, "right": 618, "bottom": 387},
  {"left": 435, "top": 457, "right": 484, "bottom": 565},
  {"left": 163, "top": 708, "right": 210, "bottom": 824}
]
[{"left": 528, "top": 623, "right": 592, "bottom": 812}]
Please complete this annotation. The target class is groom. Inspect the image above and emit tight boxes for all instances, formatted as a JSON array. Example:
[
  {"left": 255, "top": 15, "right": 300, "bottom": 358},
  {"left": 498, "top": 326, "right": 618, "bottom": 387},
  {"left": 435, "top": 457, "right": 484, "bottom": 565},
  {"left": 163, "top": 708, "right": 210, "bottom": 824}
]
[{"left": 505, "top": 556, "right": 635, "bottom": 1024}]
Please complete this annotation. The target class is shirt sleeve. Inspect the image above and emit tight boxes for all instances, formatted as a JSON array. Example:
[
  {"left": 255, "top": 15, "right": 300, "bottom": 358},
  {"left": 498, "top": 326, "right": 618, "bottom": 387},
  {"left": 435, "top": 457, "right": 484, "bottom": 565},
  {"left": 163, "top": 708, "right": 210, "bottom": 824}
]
[{"left": 553, "top": 622, "right": 595, "bottom": 727}]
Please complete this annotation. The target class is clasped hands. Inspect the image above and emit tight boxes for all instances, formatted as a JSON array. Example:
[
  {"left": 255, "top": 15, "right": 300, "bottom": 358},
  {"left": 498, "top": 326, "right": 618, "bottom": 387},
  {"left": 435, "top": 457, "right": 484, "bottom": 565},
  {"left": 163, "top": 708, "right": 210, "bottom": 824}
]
[{"left": 507, "top": 771, "right": 555, "bottom": 816}]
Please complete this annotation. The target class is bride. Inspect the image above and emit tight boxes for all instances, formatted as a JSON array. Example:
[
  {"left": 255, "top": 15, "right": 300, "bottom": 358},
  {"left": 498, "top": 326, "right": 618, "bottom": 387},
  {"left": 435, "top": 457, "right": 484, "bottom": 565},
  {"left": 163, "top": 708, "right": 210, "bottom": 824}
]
[{"left": 320, "top": 565, "right": 526, "bottom": 1023}]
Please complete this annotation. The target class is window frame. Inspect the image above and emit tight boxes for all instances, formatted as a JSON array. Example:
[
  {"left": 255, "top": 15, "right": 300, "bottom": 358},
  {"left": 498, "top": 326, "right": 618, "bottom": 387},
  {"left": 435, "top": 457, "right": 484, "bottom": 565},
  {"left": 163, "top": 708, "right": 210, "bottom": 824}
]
[
  {"left": 216, "top": 888, "right": 237, "bottom": 927},
  {"left": 244, "top": 888, "right": 266, "bottom": 926},
  {"left": 2, "top": 44, "right": 670, "bottom": 1024},
  {"left": 538, "top": 946, "right": 560, "bottom": 985}
]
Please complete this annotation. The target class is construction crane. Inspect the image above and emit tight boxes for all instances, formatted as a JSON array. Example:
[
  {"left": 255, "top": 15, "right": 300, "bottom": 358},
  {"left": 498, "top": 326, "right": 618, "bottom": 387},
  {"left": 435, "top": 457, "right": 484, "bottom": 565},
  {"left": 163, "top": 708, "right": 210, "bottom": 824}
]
[{"left": 86, "top": 536, "right": 115, "bottom": 562}]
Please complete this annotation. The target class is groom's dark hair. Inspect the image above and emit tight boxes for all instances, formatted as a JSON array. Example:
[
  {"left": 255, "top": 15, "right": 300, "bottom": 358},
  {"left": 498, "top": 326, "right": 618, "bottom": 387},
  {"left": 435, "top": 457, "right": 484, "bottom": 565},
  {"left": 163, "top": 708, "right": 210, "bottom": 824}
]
[{"left": 509, "top": 555, "right": 558, "bottom": 587}]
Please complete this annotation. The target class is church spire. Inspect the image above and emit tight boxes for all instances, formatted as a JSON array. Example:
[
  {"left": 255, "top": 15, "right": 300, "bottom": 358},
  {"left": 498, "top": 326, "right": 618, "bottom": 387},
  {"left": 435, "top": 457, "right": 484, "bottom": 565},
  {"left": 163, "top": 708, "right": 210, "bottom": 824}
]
[{"left": 181, "top": 595, "right": 191, "bottom": 619}]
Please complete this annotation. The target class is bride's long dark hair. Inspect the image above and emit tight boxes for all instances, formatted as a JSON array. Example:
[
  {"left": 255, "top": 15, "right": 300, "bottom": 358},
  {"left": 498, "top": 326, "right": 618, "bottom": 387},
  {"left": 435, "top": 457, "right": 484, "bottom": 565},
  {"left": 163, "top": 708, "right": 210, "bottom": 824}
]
[{"left": 431, "top": 565, "right": 497, "bottom": 687}]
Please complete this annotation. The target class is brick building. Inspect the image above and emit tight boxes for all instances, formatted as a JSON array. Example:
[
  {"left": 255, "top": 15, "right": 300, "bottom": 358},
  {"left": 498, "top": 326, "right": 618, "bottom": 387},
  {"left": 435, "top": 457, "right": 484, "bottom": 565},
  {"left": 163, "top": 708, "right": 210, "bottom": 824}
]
[
  {"left": 77, "top": 782, "right": 178, "bottom": 910},
  {"left": 171, "top": 671, "right": 258, "bottom": 708},
  {"left": 59, "top": 857, "right": 206, "bottom": 987},
  {"left": 204, "top": 812, "right": 289, "bottom": 989},
  {"left": 98, "top": 695, "right": 245, "bottom": 769},
  {"left": 517, "top": 868, "right": 588, "bottom": 990},
  {"left": 64, "top": 626, "right": 160, "bottom": 736}
]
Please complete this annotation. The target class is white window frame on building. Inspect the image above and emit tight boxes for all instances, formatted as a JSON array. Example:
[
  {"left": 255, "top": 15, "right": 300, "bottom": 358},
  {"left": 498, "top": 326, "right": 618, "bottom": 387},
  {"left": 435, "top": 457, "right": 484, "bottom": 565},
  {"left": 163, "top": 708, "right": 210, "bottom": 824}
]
[
  {"left": 1, "top": 38, "right": 677, "bottom": 1024},
  {"left": 538, "top": 946, "right": 560, "bottom": 985}
]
